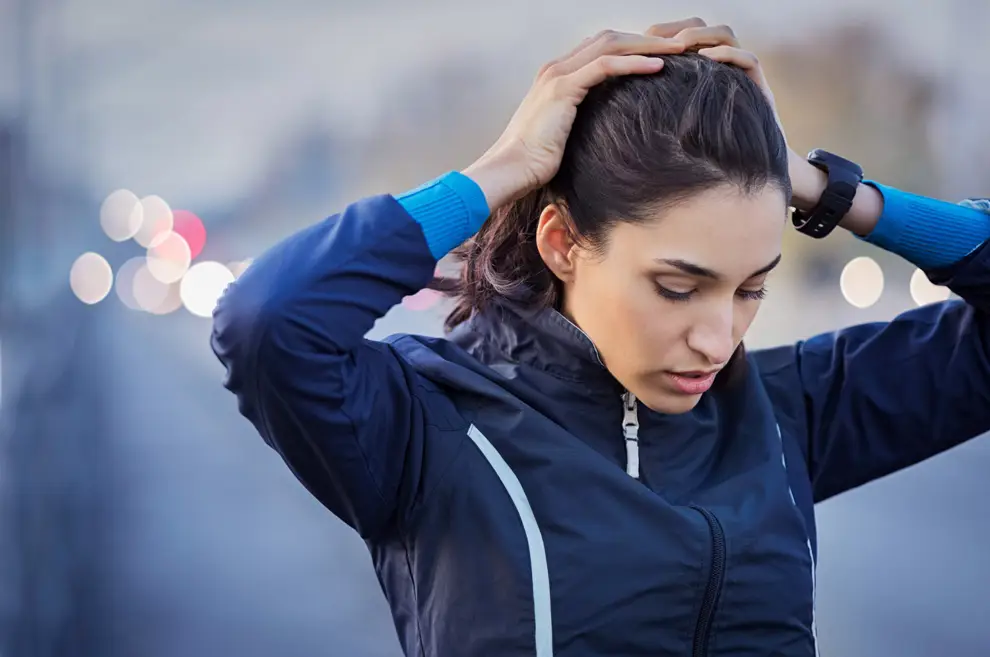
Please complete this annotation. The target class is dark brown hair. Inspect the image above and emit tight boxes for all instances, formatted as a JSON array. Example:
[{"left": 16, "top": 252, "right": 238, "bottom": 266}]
[{"left": 438, "top": 53, "right": 790, "bottom": 383}]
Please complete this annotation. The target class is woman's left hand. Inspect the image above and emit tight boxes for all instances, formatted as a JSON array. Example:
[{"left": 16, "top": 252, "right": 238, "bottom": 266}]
[{"left": 645, "top": 19, "right": 827, "bottom": 212}]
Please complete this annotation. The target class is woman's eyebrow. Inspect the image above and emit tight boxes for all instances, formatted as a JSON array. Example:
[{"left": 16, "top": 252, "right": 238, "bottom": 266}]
[{"left": 654, "top": 254, "right": 782, "bottom": 281}]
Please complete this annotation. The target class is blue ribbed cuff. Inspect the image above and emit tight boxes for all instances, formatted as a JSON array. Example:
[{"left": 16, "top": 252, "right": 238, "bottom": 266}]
[
  {"left": 861, "top": 181, "right": 990, "bottom": 270},
  {"left": 395, "top": 171, "right": 491, "bottom": 259}
]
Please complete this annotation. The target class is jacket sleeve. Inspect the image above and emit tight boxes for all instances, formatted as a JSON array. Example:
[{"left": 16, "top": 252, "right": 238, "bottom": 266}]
[
  {"left": 756, "top": 192, "right": 990, "bottom": 503},
  {"left": 210, "top": 173, "right": 489, "bottom": 539}
]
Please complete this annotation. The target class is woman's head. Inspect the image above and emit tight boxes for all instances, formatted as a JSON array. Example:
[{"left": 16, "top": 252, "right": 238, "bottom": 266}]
[{"left": 446, "top": 53, "right": 790, "bottom": 413}]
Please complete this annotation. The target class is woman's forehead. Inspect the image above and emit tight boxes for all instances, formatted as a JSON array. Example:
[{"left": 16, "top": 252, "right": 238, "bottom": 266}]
[{"left": 608, "top": 186, "right": 787, "bottom": 276}]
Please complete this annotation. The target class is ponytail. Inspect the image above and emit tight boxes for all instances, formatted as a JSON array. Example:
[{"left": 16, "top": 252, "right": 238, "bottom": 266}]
[{"left": 433, "top": 187, "right": 562, "bottom": 331}]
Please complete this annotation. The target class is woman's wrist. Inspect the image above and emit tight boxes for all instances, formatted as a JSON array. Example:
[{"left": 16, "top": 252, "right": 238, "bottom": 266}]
[
  {"left": 840, "top": 183, "right": 884, "bottom": 237},
  {"left": 462, "top": 144, "right": 533, "bottom": 213},
  {"left": 787, "top": 150, "right": 884, "bottom": 237},
  {"left": 788, "top": 150, "right": 827, "bottom": 212}
]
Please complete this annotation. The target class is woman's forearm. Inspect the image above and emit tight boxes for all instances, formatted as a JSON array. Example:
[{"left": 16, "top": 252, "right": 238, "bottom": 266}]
[{"left": 789, "top": 154, "right": 990, "bottom": 270}]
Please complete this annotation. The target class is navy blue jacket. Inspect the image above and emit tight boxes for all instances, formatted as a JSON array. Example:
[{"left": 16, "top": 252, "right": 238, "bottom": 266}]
[{"left": 212, "top": 188, "right": 990, "bottom": 656}]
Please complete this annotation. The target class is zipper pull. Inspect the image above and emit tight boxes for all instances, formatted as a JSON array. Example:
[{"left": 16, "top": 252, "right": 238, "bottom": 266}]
[{"left": 622, "top": 392, "right": 640, "bottom": 479}]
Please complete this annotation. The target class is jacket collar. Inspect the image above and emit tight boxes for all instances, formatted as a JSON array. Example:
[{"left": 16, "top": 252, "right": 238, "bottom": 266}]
[{"left": 449, "top": 300, "right": 623, "bottom": 394}]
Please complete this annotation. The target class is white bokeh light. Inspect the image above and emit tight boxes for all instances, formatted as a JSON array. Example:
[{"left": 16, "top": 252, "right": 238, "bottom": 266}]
[
  {"left": 134, "top": 195, "right": 174, "bottom": 247},
  {"left": 100, "top": 189, "right": 143, "bottom": 242},
  {"left": 147, "top": 231, "right": 192, "bottom": 284},
  {"left": 840, "top": 256, "right": 884, "bottom": 309},
  {"left": 909, "top": 268, "right": 951, "bottom": 306},
  {"left": 70, "top": 252, "right": 113, "bottom": 304},
  {"left": 148, "top": 283, "right": 183, "bottom": 315},
  {"left": 133, "top": 264, "right": 172, "bottom": 312},
  {"left": 180, "top": 261, "right": 234, "bottom": 318},
  {"left": 114, "top": 256, "right": 147, "bottom": 310}
]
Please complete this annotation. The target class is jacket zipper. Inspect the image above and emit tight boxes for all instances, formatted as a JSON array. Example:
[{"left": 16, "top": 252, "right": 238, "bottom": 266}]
[
  {"left": 621, "top": 395, "right": 725, "bottom": 654},
  {"left": 691, "top": 505, "right": 726, "bottom": 657},
  {"left": 621, "top": 392, "right": 640, "bottom": 479}
]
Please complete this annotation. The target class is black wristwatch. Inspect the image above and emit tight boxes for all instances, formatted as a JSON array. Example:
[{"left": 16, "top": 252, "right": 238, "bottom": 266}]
[{"left": 791, "top": 149, "right": 864, "bottom": 239}]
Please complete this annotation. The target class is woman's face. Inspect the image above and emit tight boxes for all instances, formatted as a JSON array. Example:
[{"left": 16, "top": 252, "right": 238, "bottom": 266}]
[{"left": 540, "top": 184, "right": 788, "bottom": 414}]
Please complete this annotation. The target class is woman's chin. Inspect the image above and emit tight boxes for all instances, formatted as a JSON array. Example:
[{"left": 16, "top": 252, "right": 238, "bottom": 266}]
[{"left": 635, "top": 388, "right": 704, "bottom": 415}]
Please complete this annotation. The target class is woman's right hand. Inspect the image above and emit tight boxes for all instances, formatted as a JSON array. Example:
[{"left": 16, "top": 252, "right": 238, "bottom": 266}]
[{"left": 464, "top": 22, "right": 703, "bottom": 211}]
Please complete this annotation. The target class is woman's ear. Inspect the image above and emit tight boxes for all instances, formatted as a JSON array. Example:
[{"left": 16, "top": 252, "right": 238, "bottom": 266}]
[{"left": 535, "top": 203, "right": 579, "bottom": 283}]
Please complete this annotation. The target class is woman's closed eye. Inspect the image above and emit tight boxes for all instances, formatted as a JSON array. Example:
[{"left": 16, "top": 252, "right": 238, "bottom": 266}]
[
  {"left": 654, "top": 283, "right": 694, "bottom": 302},
  {"left": 654, "top": 283, "right": 768, "bottom": 303},
  {"left": 736, "top": 286, "right": 768, "bottom": 301}
]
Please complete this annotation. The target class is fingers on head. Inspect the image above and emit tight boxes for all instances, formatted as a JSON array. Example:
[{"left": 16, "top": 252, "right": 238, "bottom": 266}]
[{"left": 646, "top": 17, "right": 707, "bottom": 38}]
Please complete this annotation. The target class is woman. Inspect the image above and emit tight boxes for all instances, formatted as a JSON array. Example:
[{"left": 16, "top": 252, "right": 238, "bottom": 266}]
[{"left": 212, "top": 18, "right": 990, "bottom": 656}]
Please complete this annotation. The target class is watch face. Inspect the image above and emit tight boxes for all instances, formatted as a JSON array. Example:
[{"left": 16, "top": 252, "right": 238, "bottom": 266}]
[{"left": 809, "top": 149, "right": 864, "bottom": 177}]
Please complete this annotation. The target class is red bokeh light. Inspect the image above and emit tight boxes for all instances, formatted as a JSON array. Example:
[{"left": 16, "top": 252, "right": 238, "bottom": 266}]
[
  {"left": 172, "top": 210, "right": 207, "bottom": 260},
  {"left": 401, "top": 288, "right": 442, "bottom": 311}
]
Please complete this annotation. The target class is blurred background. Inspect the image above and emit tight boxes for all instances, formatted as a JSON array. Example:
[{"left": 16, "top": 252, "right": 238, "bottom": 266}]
[{"left": 1, "top": 1, "right": 989, "bottom": 655}]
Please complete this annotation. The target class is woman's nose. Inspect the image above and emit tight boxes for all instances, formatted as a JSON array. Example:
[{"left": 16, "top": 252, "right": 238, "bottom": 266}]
[{"left": 686, "top": 304, "right": 736, "bottom": 365}]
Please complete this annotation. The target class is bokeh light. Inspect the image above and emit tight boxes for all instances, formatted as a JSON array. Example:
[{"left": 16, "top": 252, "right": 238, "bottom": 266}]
[
  {"left": 840, "top": 256, "right": 884, "bottom": 308},
  {"left": 172, "top": 210, "right": 207, "bottom": 260},
  {"left": 70, "top": 252, "right": 113, "bottom": 304},
  {"left": 402, "top": 288, "right": 442, "bottom": 311},
  {"left": 133, "top": 263, "right": 173, "bottom": 312},
  {"left": 134, "top": 195, "right": 174, "bottom": 247},
  {"left": 909, "top": 268, "right": 952, "bottom": 306},
  {"left": 180, "top": 261, "right": 235, "bottom": 318},
  {"left": 100, "top": 189, "right": 143, "bottom": 242},
  {"left": 114, "top": 256, "right": 147, "bottom": 310},
  {"left": 147, "top": 282, "right": 183, "bottom": 315},
  {"left": 147, "top": 231, "right": 192, "bottom": 284}
]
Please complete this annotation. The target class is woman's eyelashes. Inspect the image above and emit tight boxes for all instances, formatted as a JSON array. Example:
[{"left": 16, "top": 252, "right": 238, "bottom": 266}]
[
  {"left": 654, "top": 284, "right": 694, "bottom": 302},
  {"left": 736, "top": 286, "right": 768, "bottom": 301},
  {"left": 654, "top": 283, "right": 768, "bottom": 303}
]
